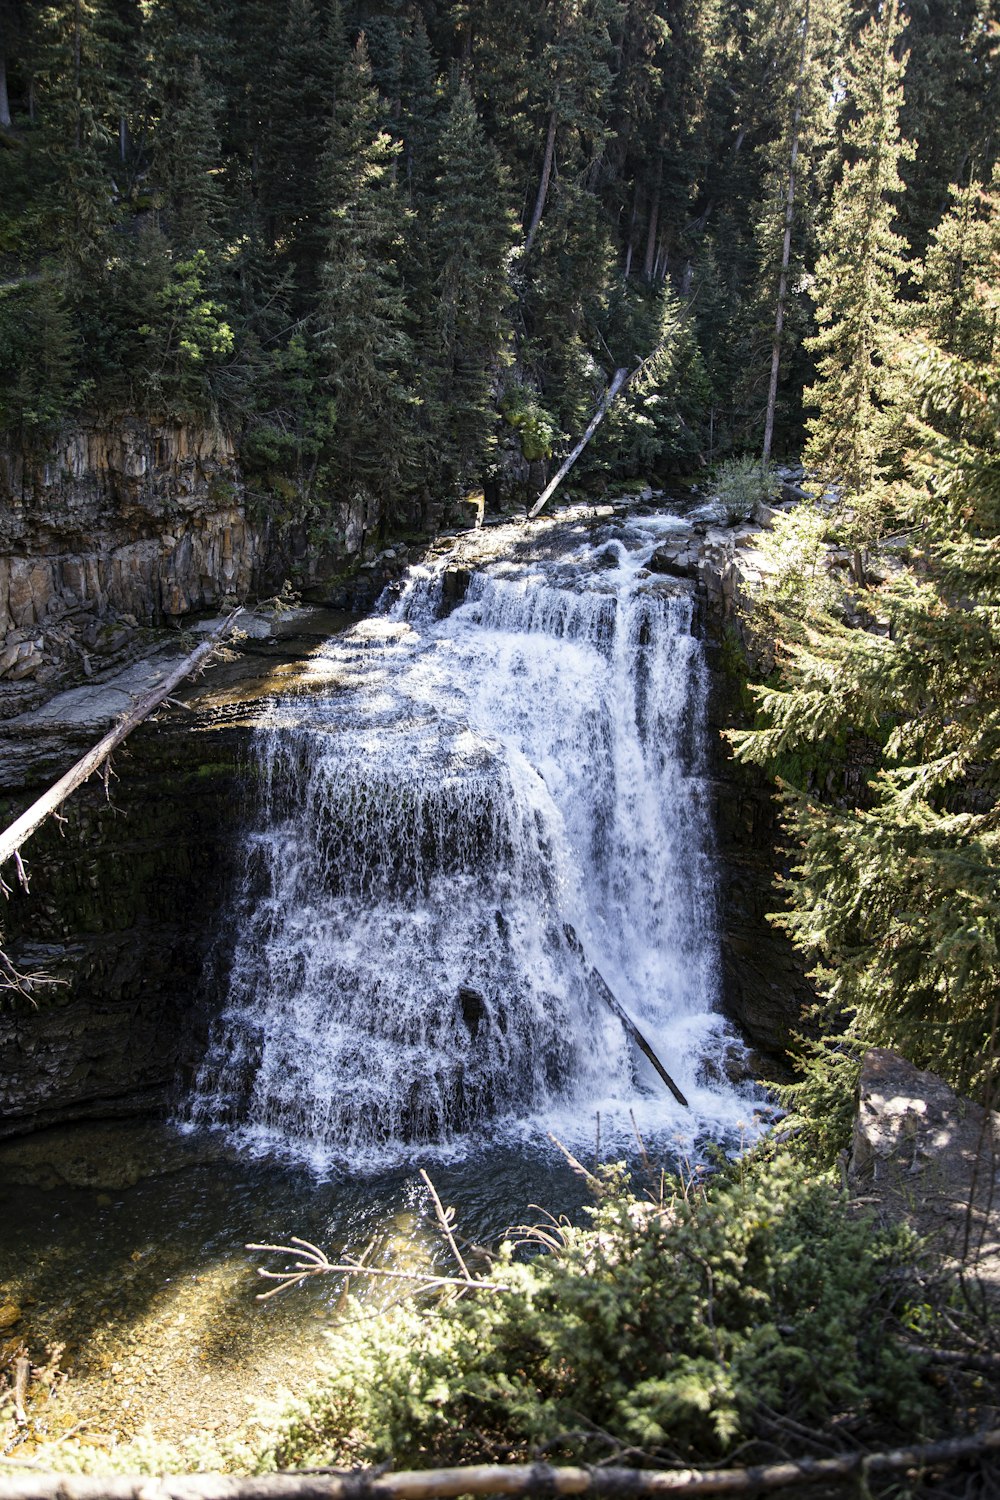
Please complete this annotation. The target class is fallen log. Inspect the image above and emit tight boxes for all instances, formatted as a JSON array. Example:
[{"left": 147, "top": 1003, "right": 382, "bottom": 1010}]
[
  {"left": 2, "top": 1429, "right": 1000, "bottom": 1499},
  {"left": 563, "top": 923, "right": 689, "bottom": 1107},
  {"left": 0, "top": 610, "right": 243, "bottom": 877},
  {"left": 528, "top": 368, "right": 631, "bottom": 521}
]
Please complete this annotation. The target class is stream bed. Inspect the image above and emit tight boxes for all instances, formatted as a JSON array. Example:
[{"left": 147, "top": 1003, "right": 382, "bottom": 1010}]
[{"left": 0, "top": 1121, "right": 601, "bottom": 1449}]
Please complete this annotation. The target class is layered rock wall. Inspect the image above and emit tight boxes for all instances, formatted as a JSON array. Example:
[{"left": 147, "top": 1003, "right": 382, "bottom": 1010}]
[
  {"left": 0, "top": 708, "right": 246, "bottom": 1136},
  {"left": 0, "top": 422, "right": 265, "bottom": 661}
]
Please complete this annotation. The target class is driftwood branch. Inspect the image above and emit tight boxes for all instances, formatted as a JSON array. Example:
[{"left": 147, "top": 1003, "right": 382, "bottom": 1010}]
[
  {"left": 528, "top": 368, "right": 631, "bottom": 520},
  {"left": 249, "top": 1172, "right": 495, "bottom": 1303},
  {"left": 563, "top": 924, "right": 689, "bottom": 1107},
  {"left": 418, "top": 1168, "right": 475, "bottom": 1284},
  {"left": 0, "top": 611, "right": 242, "bottom": 874},
  {"left": 2, "top": 1430, "right": 999, "bottom": 1500}
]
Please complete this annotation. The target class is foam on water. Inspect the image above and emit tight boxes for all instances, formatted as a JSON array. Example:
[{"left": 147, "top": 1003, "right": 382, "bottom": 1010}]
[{"left": 184, "top": 511, "right": 759, "bottom": 1171}]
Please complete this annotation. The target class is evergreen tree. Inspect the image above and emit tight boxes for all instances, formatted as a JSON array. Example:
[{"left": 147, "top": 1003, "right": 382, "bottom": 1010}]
[
  {"left": 397, "top": 13, "right": 440, "bottom": 205},
  {"left": 151, "top": 53, "right": 226, "bottom": 256},
  {"left": 258, "top": 0, "right": 344, "bottom": 302},
  {"left": 919, "top": 163, "right": 1000, "bottom": 360},
  {"left": 752, "top": 0, "right": 845, "bottom": 459},
  {"left": 422, "top": 80, "right": 515, "bottom": 488},
  {"left": 0, "top": 269, "right": 76, "bottom": 432},
  {"left": 522, "top": 0, "right": 623, "bottom": 254},
  {"left": 802, "top": 0, "right": 912, "bottom": 507},
  {"left": 317, "top": 35, "right": 417, "bottom": 516},
  {"left": 896, "top": 0, "right": 999, "bottom": 257},
  {"left": 731, "top": 168, "right": 1000, "bottom": 1102},
  {"left": 35, "top": 0, "right": 124, "bottom": 274},
  {"left": 392, "top": 10, "right": 442, "bottom": 403}
]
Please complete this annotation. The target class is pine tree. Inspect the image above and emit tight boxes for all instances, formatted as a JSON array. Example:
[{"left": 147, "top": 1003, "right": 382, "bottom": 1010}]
[
  {"left": 919, "top": 163, "right": 1000, "bottom": 360},
  {"left": 522, "top": 0, "right": 622, "bottom": 254},
  {"left": 258, "top": 0, "right": 344, "bottom": 301},
  {"left": 896, "top": 0, "right": 999, "bottom": 257},
  {"left": 317, "top": 35, "right": 417, "bottom": 516},
  {"left": 35, "top": 0, "right": 124, "bottom": 274},
  {"left": 397, "top": 13, "right": 440, "bottom": 206},
  {"left": 754, "top": 0, "right": 845, "bottom": 459},
  {"left": 802, "top": 0, "right": 912, "bottom": 506},
  {"left": 731, "top": 167, "right": 1000, "bottom": 1103},
  {"left": 0, "top": 269, "right": 76, "bottom": 432},
  {"left": 422, "top": 79, "right": 515, "bottom": 488},
  {"left": 151, "top": 53, "right": 226, "bottom": 256}
]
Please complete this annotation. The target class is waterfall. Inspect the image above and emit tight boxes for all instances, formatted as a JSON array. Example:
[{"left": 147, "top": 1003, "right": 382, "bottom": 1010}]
[{"left": 185, "top": 511, "right": 754, "bottom": 1169}]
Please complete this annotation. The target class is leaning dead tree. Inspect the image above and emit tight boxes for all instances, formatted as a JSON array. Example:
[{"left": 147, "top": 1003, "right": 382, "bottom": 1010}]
[
  {"left": 0, "top": 610, "right": 243, "bottom": 880},
  {"left": 2, "top": 1430, "right": 999, "bottom": 1499},
  {"left": 528, "top": 368, "right": 630, "bottom": 520},
  {"left": 0, "top": 611, "right": 243, "bottom": 997},
  {"left": 563, "top": 924, "right": 689, "bottom": 1106}
]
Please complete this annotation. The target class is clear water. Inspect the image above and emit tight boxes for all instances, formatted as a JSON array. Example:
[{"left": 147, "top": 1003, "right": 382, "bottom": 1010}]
[
  {"left": 0, "top": 1126, "right": 601, "bottom": 1445},
  {"left": 184, "top": 509, "right": 759, "bottom": 1173}
]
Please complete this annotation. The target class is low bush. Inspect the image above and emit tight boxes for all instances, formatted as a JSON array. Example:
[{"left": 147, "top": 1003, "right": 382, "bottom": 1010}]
[
  {"left": 711, "top": 457, "right": 777, "bottom": 522},
  {"left": 239, "top": 1155, "right": 934, "bottom": 1474}
]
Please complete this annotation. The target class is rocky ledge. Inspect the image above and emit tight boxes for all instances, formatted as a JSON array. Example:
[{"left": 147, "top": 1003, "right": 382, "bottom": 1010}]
[{"left": 850, "top": 1048, "right": 1000, "bottom": 1296}]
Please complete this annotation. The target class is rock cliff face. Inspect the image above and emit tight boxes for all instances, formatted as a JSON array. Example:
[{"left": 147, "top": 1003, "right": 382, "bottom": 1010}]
[
  {"left": 0, "top": 420, "right": 441, "bottom": 704},
  {"left": 0, "top": 699, "right": 247, "bottom": 1137},
  {"left": 849, "top": 1049, "right": 1000, "bottom": 1294},
  {"left": 653, "top": 505, "right": 816, "bottom": 1068},
  {"left": 0, "top": 421, "right": 263, "bottom": 636}
]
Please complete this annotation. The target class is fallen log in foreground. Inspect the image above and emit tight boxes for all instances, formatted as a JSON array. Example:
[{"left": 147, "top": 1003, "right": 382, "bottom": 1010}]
[{"left": 2, "top": 1430, "right": 999, "bottom": 1500}]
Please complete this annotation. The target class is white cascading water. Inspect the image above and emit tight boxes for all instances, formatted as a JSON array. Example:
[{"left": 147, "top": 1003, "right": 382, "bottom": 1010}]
[{"left": 186, "top": 510, "right": 756, "bottom": 1169}]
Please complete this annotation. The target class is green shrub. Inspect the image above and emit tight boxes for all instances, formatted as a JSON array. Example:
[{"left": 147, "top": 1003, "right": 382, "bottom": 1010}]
[
  {"left": 712, "top": 456, "right": 778, "bottom": 522},
  {"left": 239, "top": 1155, "right": 932, "bottom": 1474},
  {"left": 500, "top": 387, "right": 560, "bottom": 462}
]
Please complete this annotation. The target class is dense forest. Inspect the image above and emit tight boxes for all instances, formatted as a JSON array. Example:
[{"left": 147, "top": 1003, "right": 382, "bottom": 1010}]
[
  {"left": 0, "top": 0, "right": 995, "bottom": 515},
  {"left": 4, "top": 0, "right": 995, "bottom": 1098}
]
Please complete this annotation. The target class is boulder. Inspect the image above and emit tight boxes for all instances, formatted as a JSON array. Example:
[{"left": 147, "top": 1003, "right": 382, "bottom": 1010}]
[
  {"left": 440, "top": 566, "right": 472, "bottom": 612},
  {"left": 648, "top": 544, "right": 695, "bottom": 578},
  {"left": 849, "top": 1048, "right": 1000, "bottom": 1290}
]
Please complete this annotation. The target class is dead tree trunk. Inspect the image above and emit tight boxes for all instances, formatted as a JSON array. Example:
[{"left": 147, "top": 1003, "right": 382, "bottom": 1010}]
[
  {"left": 0, "top": 42, "right": 12, "bottom": 130},
  {"left": 1, "top": 1429, "right": 999, "bottom": 1499},
  {"left": 643, "top": 177, "right": 661, "bottom": 281},
  {"left": 528, "top": 368, "right": 631, "bottom": 521},
  {"left": 563, "top": 924, "right": 689, "bottom": 1107},
  {"left": 524, "top": 110, "right": 557, "bottom": 255},
  {"left": 0, "top": 611, "right": 243, "bottom": 877}
]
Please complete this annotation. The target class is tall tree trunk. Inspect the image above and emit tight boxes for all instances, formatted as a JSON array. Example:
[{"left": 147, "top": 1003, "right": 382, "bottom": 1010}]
[
  {"left": 73, "top": 0, "right": 82, "bottom": 151},
  {"left": 528, "top": 367, "right": 631, "bottom": 519},
  {"left": 762, "top": 0, "right": 811, "bottom": 464},
  {"left": 643, "top": 173, "right": 661, "bottom": 279},
  {"left": 0, "top": 43, "right": 11, "bottom": 129},
  {"left": 524, "top": 109, "right": 557, "bottom": 254}
]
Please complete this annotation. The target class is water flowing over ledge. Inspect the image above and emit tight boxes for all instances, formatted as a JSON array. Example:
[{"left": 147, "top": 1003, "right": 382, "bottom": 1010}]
[{"left": 183, "top": 510, "right": 760, "bottom": 1171}]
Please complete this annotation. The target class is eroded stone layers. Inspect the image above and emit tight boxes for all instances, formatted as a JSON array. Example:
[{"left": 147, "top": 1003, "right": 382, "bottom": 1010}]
[
  {"left": 0, "top": 709, "right": 245, "bottom": 1136},
  {"left": 0, "top": 423, "right": 264, "bottom": 675}
]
